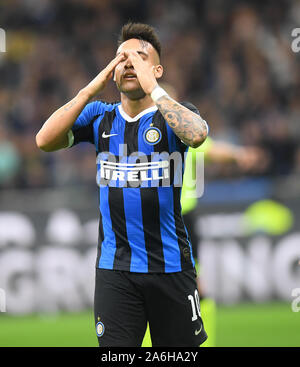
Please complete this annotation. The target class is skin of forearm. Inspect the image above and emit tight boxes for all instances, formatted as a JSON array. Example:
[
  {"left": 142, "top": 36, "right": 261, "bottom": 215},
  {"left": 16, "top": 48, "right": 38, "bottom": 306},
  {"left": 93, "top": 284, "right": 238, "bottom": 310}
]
[
  {"left": 155, "top": 95, "right": 208, "bottom": 148},
  {"left": 36, "top": 89, "right": 91, "bottom": 151},
  {"left": 207, "top": 143, "right": 241, "bottom": 163}
]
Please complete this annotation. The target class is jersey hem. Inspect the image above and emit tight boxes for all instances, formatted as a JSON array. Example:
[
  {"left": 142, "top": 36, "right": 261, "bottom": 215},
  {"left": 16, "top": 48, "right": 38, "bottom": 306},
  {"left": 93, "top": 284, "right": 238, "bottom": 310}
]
[{"left": 96, "top": 263, "right": 195, "bottom": 274}]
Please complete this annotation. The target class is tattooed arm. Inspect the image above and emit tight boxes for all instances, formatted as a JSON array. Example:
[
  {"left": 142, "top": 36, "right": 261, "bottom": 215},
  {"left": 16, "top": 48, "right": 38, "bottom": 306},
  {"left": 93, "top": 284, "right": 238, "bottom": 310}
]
[
  {"left": 124, "top": 51, "right": 208, "bottom": 148},
  {"left": 155, "top": 94, "right": 208, "bottom": 148}
]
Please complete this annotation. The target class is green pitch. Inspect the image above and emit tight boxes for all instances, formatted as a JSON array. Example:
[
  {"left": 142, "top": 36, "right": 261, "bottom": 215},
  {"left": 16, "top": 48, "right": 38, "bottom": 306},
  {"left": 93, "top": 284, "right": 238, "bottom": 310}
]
[{"left": 0, "top": 302, "right": 299, "bottom": 347}]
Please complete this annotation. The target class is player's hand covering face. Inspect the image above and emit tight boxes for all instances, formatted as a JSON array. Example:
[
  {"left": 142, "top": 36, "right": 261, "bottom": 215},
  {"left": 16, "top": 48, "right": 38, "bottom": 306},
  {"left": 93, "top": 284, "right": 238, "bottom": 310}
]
[
  {"left": 114, "top": 38, "right": 163, "bottom": 100},
  {"left": 85, "top": 52, "right": 127, "bottom": 98}
]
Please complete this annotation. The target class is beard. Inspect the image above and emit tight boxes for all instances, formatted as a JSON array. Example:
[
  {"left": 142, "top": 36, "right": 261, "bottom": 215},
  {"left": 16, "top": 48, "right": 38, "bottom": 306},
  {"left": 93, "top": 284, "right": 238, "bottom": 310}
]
[{"left": 116, "top": 79, "right": 146, "bottom": 100}]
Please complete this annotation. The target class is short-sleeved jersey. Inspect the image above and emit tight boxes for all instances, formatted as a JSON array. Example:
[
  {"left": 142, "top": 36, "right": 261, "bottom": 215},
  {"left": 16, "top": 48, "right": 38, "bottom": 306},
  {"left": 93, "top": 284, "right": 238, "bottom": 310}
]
[{"left": 71, "top": 100, "right": 206, "bottom": 273}]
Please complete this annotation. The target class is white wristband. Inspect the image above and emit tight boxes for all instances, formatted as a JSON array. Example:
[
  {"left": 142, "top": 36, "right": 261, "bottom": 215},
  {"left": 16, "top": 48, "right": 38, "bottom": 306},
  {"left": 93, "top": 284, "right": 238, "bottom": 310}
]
[{"left": 151, "top": 86, "right": 168, "bottom": 102}]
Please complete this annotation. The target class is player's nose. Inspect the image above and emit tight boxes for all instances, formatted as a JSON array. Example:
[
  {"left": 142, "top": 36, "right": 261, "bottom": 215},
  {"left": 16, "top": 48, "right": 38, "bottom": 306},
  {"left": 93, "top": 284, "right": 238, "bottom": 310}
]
[
  {"left": 124, "top": 54, "right": 134, "bottom": 68},
  {"left": 124, "top": 60, "right": 134, "bottom": 69}
]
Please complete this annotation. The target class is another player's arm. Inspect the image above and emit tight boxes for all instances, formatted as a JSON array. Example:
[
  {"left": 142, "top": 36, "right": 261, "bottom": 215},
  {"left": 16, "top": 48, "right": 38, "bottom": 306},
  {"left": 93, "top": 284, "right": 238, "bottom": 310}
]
[
  {"left": 36, "top": 52, "right": 126, "bottom": 152},
  {"left": 154, "top": 94, "right": 208, "bottom": 148},
  {"left": 206, "top": 141, "right": 266, "bottom": 171}
]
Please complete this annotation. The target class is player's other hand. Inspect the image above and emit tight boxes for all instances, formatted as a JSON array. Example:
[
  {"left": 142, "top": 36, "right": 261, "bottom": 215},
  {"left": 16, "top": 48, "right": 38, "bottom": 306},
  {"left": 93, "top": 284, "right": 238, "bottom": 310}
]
[
  {"left": 236, "top": 146, "right": 268, "bottom": 172},
  {"left": 124, "top": 51, "right": 161, "bottom": 95},
  {"left": 82, "top": 52, "right": 126, "bottom": 99}
]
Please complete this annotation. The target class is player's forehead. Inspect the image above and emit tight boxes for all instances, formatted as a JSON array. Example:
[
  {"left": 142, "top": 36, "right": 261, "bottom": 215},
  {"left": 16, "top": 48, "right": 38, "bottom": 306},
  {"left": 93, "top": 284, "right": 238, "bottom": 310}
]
[{"left": 117, "top": 38, "right": 158, "bottom": 62}]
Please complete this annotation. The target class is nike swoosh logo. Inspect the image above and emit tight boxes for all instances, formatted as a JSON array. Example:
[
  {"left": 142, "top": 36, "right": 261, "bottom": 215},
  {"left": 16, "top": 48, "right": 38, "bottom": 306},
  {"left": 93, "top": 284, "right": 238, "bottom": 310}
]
[
  {"left": 195, "top": 324, "right": 202, "bottom": 336},
  {"left": 102, "top": 132, "right": 118, "bottom": 138}
]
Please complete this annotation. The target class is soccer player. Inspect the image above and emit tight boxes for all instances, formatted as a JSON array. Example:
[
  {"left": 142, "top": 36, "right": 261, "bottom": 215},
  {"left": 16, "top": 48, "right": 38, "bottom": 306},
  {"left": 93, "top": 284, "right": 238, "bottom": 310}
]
[{"left": 36, "top": 23, "right": 209, "bottom": 347}]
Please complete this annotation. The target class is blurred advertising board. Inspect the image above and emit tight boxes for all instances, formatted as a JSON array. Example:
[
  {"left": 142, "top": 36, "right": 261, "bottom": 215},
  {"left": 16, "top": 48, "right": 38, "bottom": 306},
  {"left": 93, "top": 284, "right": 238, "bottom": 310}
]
[{"left": 0, "top": 185, "right": 299, "bottom": 313}]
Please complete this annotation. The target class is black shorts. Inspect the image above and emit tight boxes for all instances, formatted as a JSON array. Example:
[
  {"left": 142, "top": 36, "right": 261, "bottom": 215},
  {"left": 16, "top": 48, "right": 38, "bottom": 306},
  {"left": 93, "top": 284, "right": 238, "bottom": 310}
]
[{"left": 94, "top": 268, "right": 207, "bottom": 347}]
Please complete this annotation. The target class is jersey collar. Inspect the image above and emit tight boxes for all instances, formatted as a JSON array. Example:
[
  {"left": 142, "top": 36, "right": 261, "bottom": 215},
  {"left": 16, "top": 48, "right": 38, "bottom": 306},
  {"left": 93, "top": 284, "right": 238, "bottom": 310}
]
[{"left": 118, "top": 104, "right": 158, "bottom": 122}]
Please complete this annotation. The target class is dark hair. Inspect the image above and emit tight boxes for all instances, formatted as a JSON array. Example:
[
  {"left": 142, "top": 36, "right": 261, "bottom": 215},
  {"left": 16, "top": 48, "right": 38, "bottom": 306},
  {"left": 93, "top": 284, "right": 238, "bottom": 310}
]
[{"left": 118, "top": 22, "right": 161, "bottom": 58}]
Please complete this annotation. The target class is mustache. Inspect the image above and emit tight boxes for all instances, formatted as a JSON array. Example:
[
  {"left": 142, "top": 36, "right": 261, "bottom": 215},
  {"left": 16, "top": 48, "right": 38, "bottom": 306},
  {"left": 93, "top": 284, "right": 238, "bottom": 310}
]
[{"left": 121, "top": 69, "right": 137, "bottom": 78}]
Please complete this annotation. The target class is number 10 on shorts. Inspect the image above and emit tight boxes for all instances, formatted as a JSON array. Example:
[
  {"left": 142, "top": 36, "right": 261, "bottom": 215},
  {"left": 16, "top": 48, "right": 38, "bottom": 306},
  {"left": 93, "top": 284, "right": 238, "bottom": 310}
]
[{"left": 188, "top": 290, "right": 201, "bottom": 321}]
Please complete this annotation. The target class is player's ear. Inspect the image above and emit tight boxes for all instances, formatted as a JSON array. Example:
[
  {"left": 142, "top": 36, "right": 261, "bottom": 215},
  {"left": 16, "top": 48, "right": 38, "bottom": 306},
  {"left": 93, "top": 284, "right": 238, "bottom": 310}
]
[{"left": 154, "top": 64, "right": 163, "bottom": 80}]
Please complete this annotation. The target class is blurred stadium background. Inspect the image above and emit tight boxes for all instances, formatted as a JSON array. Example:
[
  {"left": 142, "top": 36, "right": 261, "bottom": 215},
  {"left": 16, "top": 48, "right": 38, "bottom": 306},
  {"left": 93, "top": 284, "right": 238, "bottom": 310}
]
[{"left": 0, "top": 0, "right": 300, "bottom": 347}]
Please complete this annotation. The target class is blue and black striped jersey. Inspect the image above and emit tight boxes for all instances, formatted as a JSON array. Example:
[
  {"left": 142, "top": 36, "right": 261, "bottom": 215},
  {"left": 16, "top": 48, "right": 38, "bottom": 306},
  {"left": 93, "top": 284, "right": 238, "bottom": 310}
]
[{"left": 71, "top": 100, "right": 203, "bottom": 273}]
